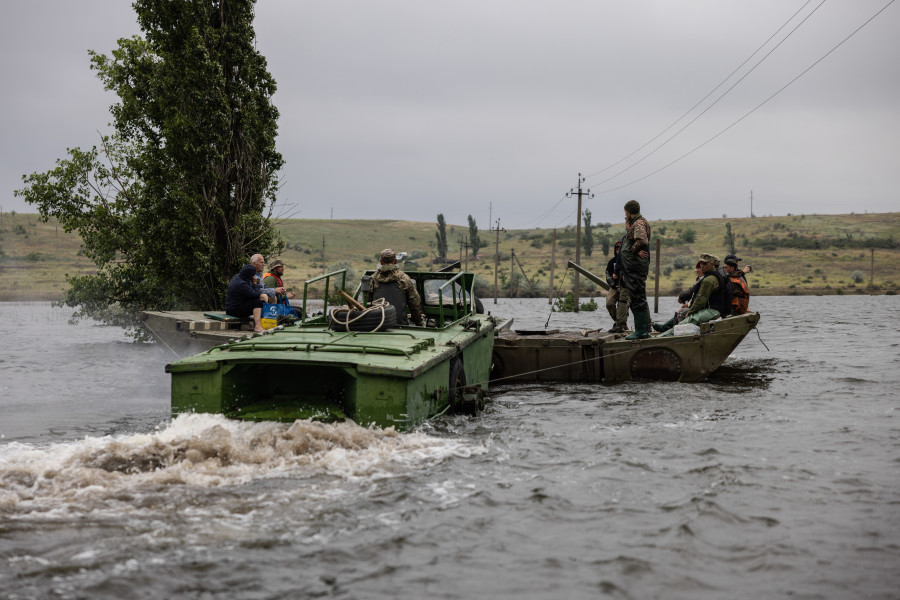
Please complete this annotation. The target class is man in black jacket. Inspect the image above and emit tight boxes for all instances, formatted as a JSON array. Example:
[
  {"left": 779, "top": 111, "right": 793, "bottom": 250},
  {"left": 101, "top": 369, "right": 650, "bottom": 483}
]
[{"left": 225, "top": 264, "right": 268, "bottom": 333}]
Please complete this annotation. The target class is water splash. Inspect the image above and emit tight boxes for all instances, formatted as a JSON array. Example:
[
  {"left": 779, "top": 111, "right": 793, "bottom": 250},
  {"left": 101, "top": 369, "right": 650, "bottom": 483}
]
[{"left": 0, "top": 414, "right": 481, "bottom": 519}]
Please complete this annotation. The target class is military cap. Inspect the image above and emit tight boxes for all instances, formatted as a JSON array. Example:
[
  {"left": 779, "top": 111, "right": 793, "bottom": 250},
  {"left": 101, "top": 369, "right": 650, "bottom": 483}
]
[
  {"left": 623, "top": 200, "right": 641, "bottom": 214},
  {"left": 724, "top": 257, "right": 739, "bottom": 267},
  {"left": 698, "top": 252, "right": 719, "bottom": 265},
  {"left": 380, "top": 248, "right": 396, "bottom": 261},
  {"left": 269, "top": 259, "right": 285, "bottom": 270}
]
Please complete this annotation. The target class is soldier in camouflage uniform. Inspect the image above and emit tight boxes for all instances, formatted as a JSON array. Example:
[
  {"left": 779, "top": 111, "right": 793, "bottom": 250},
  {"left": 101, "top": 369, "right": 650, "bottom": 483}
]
[
  {"left": 621, "top": 200, "right": 652, "bottom": 340},
  {"left": 371, "top": 249, "right": 426, "bottom": 326}
]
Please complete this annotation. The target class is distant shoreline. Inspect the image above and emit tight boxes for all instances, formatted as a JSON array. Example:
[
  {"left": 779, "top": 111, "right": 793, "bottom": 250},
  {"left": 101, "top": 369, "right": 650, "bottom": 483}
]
[{"left": 3, "top": 287, "right": 891, "bottom": 304}]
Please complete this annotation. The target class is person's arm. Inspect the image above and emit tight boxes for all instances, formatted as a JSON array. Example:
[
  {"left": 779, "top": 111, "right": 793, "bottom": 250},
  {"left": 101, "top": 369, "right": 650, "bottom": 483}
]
[
  {"left": 631, "top": 219, "right": 650, "bottom": 258},
  {"left": 402, "top": 279, "right": 426, "bottom": 326},
  {"left": 686, "top": 276, "right": 717, "bottom": 316}
]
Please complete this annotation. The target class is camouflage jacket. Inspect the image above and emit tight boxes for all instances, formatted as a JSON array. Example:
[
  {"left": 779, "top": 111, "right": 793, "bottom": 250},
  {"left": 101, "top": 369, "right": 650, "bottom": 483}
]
[
  {"left": 625, "top": 213, "right": 651, "bottom": 254},
  {"left": 372, "top": 265, "right": 425, "bottom": 326}
]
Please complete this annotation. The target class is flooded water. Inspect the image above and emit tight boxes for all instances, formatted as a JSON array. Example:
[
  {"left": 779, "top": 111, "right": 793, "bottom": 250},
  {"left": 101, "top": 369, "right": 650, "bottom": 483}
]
[{"left": 1, "top": 297, "right": 898, "bottom": 599}]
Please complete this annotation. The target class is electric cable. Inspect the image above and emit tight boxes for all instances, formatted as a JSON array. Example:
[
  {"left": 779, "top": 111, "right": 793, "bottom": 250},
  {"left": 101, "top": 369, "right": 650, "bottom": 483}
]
[{"left": 593, "top": 0, "right": 896, "bottom": 195}]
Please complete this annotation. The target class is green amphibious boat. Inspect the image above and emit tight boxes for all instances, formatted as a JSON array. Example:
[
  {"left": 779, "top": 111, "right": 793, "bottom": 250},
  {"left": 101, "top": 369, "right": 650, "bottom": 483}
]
[{"left": 165, "top": 268, "right": 505, "bottom": 430}]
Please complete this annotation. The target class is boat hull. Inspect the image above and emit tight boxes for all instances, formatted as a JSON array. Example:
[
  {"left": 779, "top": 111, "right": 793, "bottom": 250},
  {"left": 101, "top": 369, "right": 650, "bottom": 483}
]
[
  {"left": 491, "top": 312, "right": 760, "bottom": 384},
  {"left": 166, "top": 316, "right": 497, "bottom": 430}
]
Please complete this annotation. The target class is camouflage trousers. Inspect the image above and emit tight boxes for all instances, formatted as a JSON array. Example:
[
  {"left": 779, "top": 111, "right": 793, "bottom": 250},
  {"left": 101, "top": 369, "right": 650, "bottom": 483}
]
[{"left": 606, "top": 287, "right": 630, "bottom": 327}]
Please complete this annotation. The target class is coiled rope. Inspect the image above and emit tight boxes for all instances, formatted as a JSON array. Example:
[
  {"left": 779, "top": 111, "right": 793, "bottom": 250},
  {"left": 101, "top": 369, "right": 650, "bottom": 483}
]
[{"left": 329, "top": 297, "right": 390, "bottom": 332}]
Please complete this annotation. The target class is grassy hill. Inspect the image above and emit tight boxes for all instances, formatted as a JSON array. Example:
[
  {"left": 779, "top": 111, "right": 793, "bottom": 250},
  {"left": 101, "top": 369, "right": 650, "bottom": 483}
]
[{"left": 1, "top": 211, "right": 897, "bottom": 301}]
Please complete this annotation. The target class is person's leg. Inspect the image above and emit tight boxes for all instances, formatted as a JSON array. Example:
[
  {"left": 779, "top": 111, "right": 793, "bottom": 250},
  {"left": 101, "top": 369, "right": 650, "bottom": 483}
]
[
  {"left": 609, "top": 287, "right": 630, "bottom": 332},
  {"left": 252, "top": 306, "right": 264, "bottom": 332},
  {"left": 625, "top": 274, "right": 651, "bottom": 340},
  {"left": 606, "top": 288, "right": 619, "bottom": 321}
]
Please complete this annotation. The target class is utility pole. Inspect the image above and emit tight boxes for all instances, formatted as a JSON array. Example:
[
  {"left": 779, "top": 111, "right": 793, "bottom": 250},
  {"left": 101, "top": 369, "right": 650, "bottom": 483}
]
[
  {"left": 321, "top": 235, "right": 326, "bottom": 275},
  {"left": 458, "top": 235, "right": 470, "bottom": 271},
  {"left": 492, "top": 218, "right": 503, "bottom": 304},
  {"left": 870, "top": 248, "right": 875, "bottom": 294},
  {"left": 750, "top": 190, "right": 754, "bottom": 218},
  {"left": 566, "top": 173, "right": 592, "bottom": 312},
  {"left": 509, "top": 249, "right": 515, "bottom": 298},
  {"left": 548, "top": 229, "right": 557, "bottom": 305}
]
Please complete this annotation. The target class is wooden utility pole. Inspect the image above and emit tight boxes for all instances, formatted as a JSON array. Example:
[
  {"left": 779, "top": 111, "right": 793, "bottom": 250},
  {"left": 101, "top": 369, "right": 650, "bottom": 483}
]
[
  {"left": 548, "top": 229, "right": 557, "bottom": 305},
  {"left": 870, "top": 248, "right": 875, "bottom": 294},
  {"left": 458, "top": 235, "right": 470, "bottom": 271},
  {"left": 493, "top": 219, "right": 502, "bottom": 304},
  {"left": 654, "top": 238, "right": 661, "bottom": 314},
  {"left": 566, "top": 174, "right": 592, "bottom": 312},
  {"left": 321, "top": 235, "right": 326, "bottom": 275},
  {"left": 510, "top": 249, "right": 516, "bottom": 298}
]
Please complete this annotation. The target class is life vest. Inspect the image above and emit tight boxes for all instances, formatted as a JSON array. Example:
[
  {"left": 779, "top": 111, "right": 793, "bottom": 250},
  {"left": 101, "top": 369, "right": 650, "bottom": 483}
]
[
  {"left": 728, "top": 272, "right": 750, "bottom": 314},
  {"left": 372, "top": 281, "right": 409, "bottom": 325},
  {"left": 705, "top": 269, "right": 732, "bottom": 316},
  {"left": 262, "top": 272, "right": 285, "bottom": 303},
  {"left": 262, "top": 272, "right": 284, "bottom": 288}
]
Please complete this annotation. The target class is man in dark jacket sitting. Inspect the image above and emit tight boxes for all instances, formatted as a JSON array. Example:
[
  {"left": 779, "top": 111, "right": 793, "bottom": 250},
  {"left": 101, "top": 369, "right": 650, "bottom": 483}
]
[{"left": 225, "top": 264, "right": 268, "bottom": 333}]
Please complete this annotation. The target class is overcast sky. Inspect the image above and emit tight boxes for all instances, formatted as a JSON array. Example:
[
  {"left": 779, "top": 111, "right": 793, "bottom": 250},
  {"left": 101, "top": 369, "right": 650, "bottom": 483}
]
[{"left": 2, "top": 1, "right": 897, "bottom": 229}]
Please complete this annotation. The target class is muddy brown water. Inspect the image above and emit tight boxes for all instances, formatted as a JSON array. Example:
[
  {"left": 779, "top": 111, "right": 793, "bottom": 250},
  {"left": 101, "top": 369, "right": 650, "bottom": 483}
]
[{"left": 1, "top": 297, "right": 898, "bottom": 599}]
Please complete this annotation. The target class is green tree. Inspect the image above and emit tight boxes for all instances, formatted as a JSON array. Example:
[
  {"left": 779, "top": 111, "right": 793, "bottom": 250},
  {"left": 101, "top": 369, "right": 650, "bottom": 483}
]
[
  {"left": 724, "top": 222, "right": 736, "bottom": 255},
  {"left": 680, "top": 228, "right": 697, "bottom": 243},
  {"left": 601, "top": 233, "right": 611, "bottom": 257},
  {"left": 435, "top": 213, "right": 448, "bottom": 258},
  {"left": 582, "top": 209, "right": 594, "bottom": 257},
  {"left": 468, "top": 215, "right": 482, "bottom": 257},
  {"left": 16, "top": 0, "right": 282, "bottom": 331}
]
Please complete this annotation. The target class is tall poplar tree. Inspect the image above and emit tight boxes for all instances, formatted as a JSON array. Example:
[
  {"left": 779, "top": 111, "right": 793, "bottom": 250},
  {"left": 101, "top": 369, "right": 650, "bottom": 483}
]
[
  {"left": 435, "top": 214, "right": 448, "bottom": 259},
  {"left": 16, "top": 0, "right": 283, "bottom": 329},
  {"left": 582, "top": 209, "right": 594, "bottom": 257},
  {"left": 467, "top": 215, "right": 482, "bottom": 258}
]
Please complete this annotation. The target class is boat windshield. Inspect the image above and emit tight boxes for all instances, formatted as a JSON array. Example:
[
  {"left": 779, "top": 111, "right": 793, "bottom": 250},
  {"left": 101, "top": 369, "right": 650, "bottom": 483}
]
[{"left": 422, "top": 279, "right": 468, "bottom": 306}]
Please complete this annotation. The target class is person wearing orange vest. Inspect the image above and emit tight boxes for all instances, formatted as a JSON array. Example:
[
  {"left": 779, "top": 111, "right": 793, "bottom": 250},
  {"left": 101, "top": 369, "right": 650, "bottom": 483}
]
[
  {"left": 262, "top": 259, "right": 296, "bottom": 305},
  {"left": 723, "top": 255, "right": 750, "bottom": 314}
]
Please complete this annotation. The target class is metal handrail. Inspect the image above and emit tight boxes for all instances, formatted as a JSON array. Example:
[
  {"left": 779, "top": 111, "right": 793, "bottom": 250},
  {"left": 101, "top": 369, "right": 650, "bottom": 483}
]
[{"left": 301, "top": 269, "right": 347, "bottom": 322}]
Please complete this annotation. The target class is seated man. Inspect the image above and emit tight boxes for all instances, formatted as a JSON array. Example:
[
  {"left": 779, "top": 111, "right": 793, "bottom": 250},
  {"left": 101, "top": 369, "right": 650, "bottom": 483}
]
[
  {"left": 262, "top": 259, "right": 296, "bottom": 305},
  {"left": 250, "top": 253, "right": 285, "bottom": 303},
  {"left": 225, "top": 264, "right": 268, "bottom": 333},
  {"left": 658, "top": 253, "right": 730, "bottom": 337},
  {"left": 653, "top": 262, "right": 704, "bottom": 333},
  {"left": 723, "top": 254, "right": 751, "bottom": 315},
  {"left": 371, "top": 248, "right": 425, "bottom": 326}
]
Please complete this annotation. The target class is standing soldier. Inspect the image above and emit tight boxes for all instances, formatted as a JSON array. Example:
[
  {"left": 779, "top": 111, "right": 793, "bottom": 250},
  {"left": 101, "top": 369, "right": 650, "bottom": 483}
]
[
  {"left": 621, "top": 200, "right": 652, "bottom": 340},
  {"left": 605, "top": 240, "right": 630, "bottom": 333}
]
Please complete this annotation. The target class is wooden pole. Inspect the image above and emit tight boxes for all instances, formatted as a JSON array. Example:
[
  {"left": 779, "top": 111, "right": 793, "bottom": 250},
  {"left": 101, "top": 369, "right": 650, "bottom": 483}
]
[
  {"left": 548, "top": 229, "right": 557, "bottom": 304},
  {"left": 510, "top": 249, "right": 516, "bottom": 298},
  {"left": 870, "top": 248, "right": 875, "bottom": 295},
  {"left": 654, "top": 238, "right": 661, "bottom": 314}
]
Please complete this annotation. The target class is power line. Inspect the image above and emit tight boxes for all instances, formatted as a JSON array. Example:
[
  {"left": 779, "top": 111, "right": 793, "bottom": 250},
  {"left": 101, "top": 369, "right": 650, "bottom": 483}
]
[
  {"left": 587, "top": 0, "right": 827, "bottom": 189},
  {"left": 594, "top": 0, "right": 897, "bottom": 195},
  {"left": 585, "top": 0, "right": 820, "bottom": 182}
]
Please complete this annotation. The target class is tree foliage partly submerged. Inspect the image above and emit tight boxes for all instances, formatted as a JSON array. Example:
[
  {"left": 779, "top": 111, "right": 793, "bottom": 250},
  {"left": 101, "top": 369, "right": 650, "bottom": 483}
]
[{"left": 16, "top": 0, "right": 283, "bottom": 331}]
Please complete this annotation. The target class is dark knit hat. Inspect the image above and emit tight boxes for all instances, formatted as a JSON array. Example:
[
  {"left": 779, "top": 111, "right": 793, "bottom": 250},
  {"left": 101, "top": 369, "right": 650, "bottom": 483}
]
[{"left": 624, "top": 200, "right": 641, "bottom": 214}]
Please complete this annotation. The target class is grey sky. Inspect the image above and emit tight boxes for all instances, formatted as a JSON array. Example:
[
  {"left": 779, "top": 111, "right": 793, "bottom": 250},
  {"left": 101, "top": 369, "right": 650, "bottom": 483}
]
[{"left": 2, "top": 1, "right": 897, "bottom": 229}]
